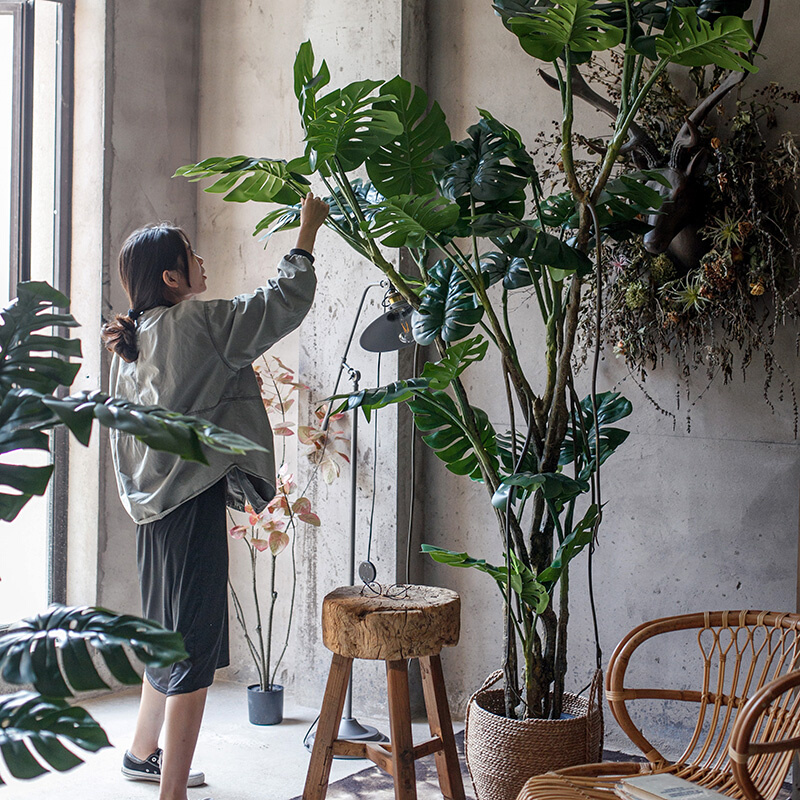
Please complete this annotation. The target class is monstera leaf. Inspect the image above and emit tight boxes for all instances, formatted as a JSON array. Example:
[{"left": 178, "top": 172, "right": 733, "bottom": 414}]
[
  {"left": 496, "top": 429, "right": 539, "bottom": 476},
  {"left": 594, "top": 1, "right": 751, "bottom": 31},
  {"left": 492, "top": 471, "right": 589, "bottom": 511},
  {"left": 0, "top": 282, "right": 80, "bottom": 396},
  {"left": 484, "top": 219, "right": 592, "bottom": 279},
  {"left": 412, "top": 259, "right": 484, "bottom": 345},
  {"left": 434, "top": 115, "right": 536, "bottom": 205},
  {"left": 366, "top": 77, "right": 451, "bottom": 197},
  {"left": 42, "top": 390, "right": 262, "bottom": 459},
  {"left": 364, "top": 193, "right": 460, "bottom": 248},
  {"left": 254, "top": 178, "right": 383, "bottom": 242},
  {"left": 559, "top": 391, "right": 633, "bottom": 479},
  {"left": 293, "top": 40, "right": 332, "bottom": 131},
  {"left": 173, "top": 156, "right": 309, "bottom": 207},
  {"left": 0, "top": 282, "right": 264, "bottom": 521},
  {"left": 337, "top": 337, "right": 488, "bottom": 421},
  {"left": 0, "top": 605, "right": 188, "bottom": 697},
  {"left": 0, "top": 388, "right": 262, "bottom": 522},
  {"left": 303, "top": 79, "right": 403, "bottom": 173},
  {"left": 408, "top": 391, "right": 498, "bottom": 481},
  {"left": 0, "top": 606, "right": 188, "bottom": 780},
  {"left": 536, "top": 503, "right": 600, "bottom": 589},
  {"left": 422, "top": 544, "right": 549, "bottom": 612},
  {"left": 480, "top": 251, "right": 535, "bottom": 290},
  {"left": 643, "top": 6, "right": 756, "bottom": 70},
  {"left": 507, "top": 0, "right": 624, "bottom": 62},
  {"left": 0, "top": 692, "right": 110, "bottom": 780}
]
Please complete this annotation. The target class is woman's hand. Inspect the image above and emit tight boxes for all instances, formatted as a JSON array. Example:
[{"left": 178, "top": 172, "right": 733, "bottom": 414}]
[{"left": 294, "top": 192, "right": 329, "bottom": 254}]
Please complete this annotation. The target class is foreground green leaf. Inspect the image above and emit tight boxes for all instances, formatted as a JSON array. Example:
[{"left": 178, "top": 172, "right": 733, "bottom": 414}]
[
  {"left": 0, "top": 606, "right": 188, "bottom": 697},
  {"left": 0, "top": 692, "right": 111, "bottom": 780},
  {"left": 40, "top": 390, "right": 264, "bottom": 463},
  {"left": 0, "top": 282, "right": 80, "bottom": 397}
]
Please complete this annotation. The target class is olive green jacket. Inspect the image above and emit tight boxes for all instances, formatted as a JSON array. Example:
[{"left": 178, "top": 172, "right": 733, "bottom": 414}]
[{"left": 109, "top": 253, "right": 316, "bottom": 524}]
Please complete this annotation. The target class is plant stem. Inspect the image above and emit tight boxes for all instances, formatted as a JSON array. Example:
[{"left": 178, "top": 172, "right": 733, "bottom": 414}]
[
  {"left": 250, "top": 542, "right": 269, "bottom": 691},
  {"left": 265, "top": 553, "right": 277, "bottom": 691},
  {"left": 228, "top": 578, "right": 263, "bottom": 687},
  {"left": 330, "top": 159, "right": 421, "bottom": 306}
]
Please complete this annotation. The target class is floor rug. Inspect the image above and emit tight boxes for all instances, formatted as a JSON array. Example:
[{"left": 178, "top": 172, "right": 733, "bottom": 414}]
[
  {"left": 292, "top": 738, "right": 792, "bottom": 800},
  {"left": 292, "top": 730, "right": 475, "bottom": 800}
]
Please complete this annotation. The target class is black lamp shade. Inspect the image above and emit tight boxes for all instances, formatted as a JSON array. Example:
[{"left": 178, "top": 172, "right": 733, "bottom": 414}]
[{"left": 359, "top": 303, "right": 416, "bottom": 352}]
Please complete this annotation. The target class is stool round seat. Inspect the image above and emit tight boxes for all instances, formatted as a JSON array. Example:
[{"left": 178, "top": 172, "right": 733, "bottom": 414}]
[{"left": 321, "top": 584, "right": 460, "bottom": 661}]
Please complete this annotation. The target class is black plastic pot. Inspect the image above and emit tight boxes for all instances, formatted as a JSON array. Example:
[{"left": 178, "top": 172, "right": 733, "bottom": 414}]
[{"left": 247, "top": 683, "right": 284, "bottom": 725}]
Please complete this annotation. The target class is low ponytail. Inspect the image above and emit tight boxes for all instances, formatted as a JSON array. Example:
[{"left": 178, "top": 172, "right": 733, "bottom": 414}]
[
  {"left": 101, "top": 224, "right": 191, "bottom": 362},
  {"left": 101, "top": 311, "right": 142, "bottom": 363}
]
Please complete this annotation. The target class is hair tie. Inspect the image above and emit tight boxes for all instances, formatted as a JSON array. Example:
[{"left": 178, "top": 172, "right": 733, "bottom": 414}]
[{"left": 127, "top": 308, "right": 142, "bottom": 321}]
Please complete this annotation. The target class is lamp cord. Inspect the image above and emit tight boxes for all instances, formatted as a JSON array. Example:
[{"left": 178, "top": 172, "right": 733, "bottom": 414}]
[
  {"left": 405, "top": 343, "right": 421, "bottom": 584},
  {"left": 365, "top": 353, "right": 381, "bottom": 565}
]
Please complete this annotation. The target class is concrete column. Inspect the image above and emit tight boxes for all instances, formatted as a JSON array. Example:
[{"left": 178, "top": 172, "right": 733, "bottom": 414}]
[{"left": 68, "top": 0, "right": 201, "bottom": 610}]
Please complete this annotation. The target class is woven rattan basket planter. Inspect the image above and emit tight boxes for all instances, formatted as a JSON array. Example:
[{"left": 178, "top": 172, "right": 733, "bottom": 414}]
[{"left": 465, "top": 672, "right": 603, "bottom": 800}]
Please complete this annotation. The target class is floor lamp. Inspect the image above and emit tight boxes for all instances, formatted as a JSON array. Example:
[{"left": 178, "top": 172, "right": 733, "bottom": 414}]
[{"left": 306, "top": 282, "right": 414, "bottom": 754}]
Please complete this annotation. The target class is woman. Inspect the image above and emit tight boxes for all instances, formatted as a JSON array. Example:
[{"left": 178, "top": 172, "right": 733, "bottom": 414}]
[{"left": 102, "top": 193, "right": 329, "bottom": 800}]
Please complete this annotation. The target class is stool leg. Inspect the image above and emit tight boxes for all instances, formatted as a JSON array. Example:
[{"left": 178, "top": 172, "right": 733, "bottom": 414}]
[
  {"left": 420, "top": 654, "right": 466, "bottom": 800},
  {"left": 303, "top": 652, "right": 352, "bottom": 800},
  {"left": 386, "top": 659, "right": 418, "bottom": 800}
]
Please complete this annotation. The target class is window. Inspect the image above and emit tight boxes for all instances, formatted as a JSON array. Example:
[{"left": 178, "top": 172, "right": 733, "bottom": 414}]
[{"left": 0, "top": 0, "right": 73, "bottom": 621}]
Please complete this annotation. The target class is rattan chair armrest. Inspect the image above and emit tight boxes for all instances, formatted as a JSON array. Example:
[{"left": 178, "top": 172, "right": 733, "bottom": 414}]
[
  {"left": 555, "top": 760, "right": 650, "bottom": 778},
  {"left": 729, "top": 669, "right": 800, "bottom": 800}
]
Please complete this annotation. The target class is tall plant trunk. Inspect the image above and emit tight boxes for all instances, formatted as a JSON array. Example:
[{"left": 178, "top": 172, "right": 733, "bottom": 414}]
[{"left": 552, "top": 563, "right": 569, "bottom": 719}]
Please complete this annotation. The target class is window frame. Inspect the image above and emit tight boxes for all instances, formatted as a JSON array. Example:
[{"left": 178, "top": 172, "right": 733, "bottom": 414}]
[{"left": 1, "top": 0, "right": 74, "bottom": 610}]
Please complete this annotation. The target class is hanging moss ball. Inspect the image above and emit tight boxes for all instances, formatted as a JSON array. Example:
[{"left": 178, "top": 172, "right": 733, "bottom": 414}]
[
  {"left": 625, "top": 281, "right": 649, "bottom": 310},
  {"left": 649, "top": 254, "right": 675, "bottom": 285}
]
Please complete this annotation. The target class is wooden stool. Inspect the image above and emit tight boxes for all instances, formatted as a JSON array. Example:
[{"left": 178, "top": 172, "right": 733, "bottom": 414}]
[{"left": 303, "top": 585, "right": 465, "bottom": 800}]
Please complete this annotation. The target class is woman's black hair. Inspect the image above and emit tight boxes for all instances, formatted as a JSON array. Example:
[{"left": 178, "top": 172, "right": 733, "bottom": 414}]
[{"left": 101, "top": 223, "right": 191, "bottom": 362}]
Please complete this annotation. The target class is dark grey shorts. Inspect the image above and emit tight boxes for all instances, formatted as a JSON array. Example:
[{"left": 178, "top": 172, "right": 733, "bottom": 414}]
[{"left": 136, "top": 479, "right": 230, "bottom": 696}]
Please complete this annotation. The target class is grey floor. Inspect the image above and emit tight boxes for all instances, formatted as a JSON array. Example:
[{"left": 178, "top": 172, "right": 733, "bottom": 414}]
[{"left": 4, "top": 680, "right": 454, "bottom": 800}]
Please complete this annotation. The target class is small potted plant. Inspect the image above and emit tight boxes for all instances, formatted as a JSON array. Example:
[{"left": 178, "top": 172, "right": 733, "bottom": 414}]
[{"left": 227, "top": 356, "right": 347, "bottom": 725}]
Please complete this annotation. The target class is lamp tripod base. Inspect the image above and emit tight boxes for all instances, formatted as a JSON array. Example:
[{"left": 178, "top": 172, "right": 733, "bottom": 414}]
[{"left": 304, "top": 716, "right": 389, "bottom": 758}]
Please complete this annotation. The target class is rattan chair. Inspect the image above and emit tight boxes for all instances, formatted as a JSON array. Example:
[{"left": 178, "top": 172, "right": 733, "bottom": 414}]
[{"left": 516, "top": 611, "right": 800, "bottom": 800}]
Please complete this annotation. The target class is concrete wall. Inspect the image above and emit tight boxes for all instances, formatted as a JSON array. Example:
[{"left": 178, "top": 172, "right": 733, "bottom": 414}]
[
  {"left": 68, "top": 0, "right": 200, "bottom": 609},
  {"left": 82, "top": 0, "right": 800, "bottom": 756}
]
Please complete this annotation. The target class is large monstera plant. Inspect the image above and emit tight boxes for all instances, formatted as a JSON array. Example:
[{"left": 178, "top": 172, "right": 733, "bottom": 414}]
[
  {"left": 177, "top": 0, "right": 760, "bottom": 722},
  {"left": 0, "top": 282, "right": 261, "bottom": 782}
]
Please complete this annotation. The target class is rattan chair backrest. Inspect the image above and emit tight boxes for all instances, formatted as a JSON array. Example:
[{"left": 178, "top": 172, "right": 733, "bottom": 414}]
[{"left": 605, "top": 610, "right": 800, "bottom": 795}]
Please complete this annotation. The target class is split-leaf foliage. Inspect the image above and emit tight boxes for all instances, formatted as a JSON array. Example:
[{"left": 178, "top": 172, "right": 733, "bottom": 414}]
[
  {"left": 0, "top": 282, "right": 263, "bottom": 779},
  {"left": 177, "top": 0, "right": 759, "bottom": 720}
]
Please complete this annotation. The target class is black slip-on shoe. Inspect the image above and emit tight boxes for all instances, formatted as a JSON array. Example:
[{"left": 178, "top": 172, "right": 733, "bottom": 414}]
[{"left": 121, "top": 747, "right": 206, "bottom": 787}]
